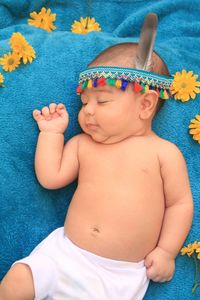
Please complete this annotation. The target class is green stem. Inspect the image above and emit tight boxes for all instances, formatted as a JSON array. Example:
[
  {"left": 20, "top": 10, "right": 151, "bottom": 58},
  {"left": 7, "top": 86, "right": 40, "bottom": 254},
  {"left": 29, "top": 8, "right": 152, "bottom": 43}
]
[
  {"left": 88, "top": 0, "right": 91, "bottom": 17},
  {"left": 192, "top": 283, "right": 200, "bottom": 294},
  {"left": 86, "top": 0, "right": 91, "bottom": 28},
  {"left": 192, "top": 254, "right": 200, "bottom": 293}
]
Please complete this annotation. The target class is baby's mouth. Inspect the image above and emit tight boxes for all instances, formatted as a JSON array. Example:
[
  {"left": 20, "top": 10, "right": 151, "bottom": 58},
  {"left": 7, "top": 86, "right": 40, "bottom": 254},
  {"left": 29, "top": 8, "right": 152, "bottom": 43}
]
[{"left": 86, "top": 123, "right": 98, "bottom": 129}]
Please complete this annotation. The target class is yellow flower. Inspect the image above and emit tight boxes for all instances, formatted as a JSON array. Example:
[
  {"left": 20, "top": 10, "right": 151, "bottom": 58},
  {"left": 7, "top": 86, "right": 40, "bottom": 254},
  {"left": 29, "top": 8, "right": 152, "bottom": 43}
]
[
  {"left": 28, "top": 7, "right": 56, "bottom": 32},
  {"left": 9, "top": 32, "right": 36, "bottom": 64},
  {"left": 71, "top": 17, "right": 101, "bottom": 34},
  {"left": 171, "top": 70, "right": 200, "bottom": 102},
  {"left": 189, "top": 115, "right": 200, "bottom": 144},
  {"left": 196, "top": 248, "right": 200, "bottom": 260},
  {"left": 0, "top": 73, "right": 4, "bottom": 86},
  {"left": 9, "top": 32, "right": 27, "bottom": 45},
  {"left": 0, "top": 52, "right": 21, "bottom": 72},
  {"left": 181, "top": 241, "right": 200, "bottom": 257}
]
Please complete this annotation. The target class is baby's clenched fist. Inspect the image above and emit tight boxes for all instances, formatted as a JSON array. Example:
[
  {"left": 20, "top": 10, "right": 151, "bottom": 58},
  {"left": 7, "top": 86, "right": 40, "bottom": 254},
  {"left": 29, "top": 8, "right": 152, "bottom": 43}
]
[{"left": 145, "top": 246, "right": 175, "bottom": 283}]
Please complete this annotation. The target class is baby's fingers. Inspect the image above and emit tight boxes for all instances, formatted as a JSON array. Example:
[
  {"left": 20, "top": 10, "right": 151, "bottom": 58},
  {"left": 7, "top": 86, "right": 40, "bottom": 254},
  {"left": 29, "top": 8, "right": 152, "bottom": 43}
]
[
  {"left": 146, "top": 266, "right": 157, "bottom": 281},
  {"left": 41, "top": 106, "right": 51, "bottom": 120},
  {"left": 56, "top": 103, "right": 65, "bottom": 113},
  {"left": 146, "top": 265, "right": 173, "bottom": 282},
  {"left": 33, "top": 109, "right": 45, "bottom": 122},
  {"left": 49, "top": 103, "right": 57, "bottom": 114},
  {"left": 56, "top": 103, "right": 68, "bottom": 118},
  {"left": 144, "top": 255, "right": 153, "bottom": 269}
]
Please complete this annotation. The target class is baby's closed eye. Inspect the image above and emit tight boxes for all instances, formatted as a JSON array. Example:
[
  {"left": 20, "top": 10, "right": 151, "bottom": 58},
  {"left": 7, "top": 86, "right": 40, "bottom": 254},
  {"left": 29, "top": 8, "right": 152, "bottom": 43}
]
[
  {"left": 97, "top": 99, "right": 113, "bottom": 104},
  {"left": 98, "top": 100, "right": 109, "bottom": 104}
]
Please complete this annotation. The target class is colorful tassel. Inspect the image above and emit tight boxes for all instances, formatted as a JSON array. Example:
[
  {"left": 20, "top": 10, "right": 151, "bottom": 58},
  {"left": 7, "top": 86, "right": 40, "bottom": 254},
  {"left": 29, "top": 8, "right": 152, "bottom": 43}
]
[
  {"left": 156, "top": 88, "right": 160, "bottom": 97},
  {"left": 167, "top": 89, "right": 172, "bottom": 98},
  {"left": 141, "top": 83, "right": 146, "bottom": 92},
  {"left": 87, "top": 79, "right": 93, "bottom": 89},
  {"left": 93, "top": 78, "right": 98, "bottom": 87},
  {"left": 133, "top": 81, "right": 143, "bottom": 92},
  {"left": 163, "top": 89, "right": 169, "bottom": 99},
  {"left": 82, "top": 80, "right": 88, "bottom": 90},
  {"left": 76, "top": 85, "right": 82, "bottom": 94},
  {"left": 115, "top": 79, "right": 122, "bottom": 89},
  {"left": 121, "top": 79, "right": 129, "bottom": 91},
  {"left": 97, "top": 78, "right": 106, "bottom": 86},
  {"left": 159, "top": 89, "right": 164, "bottom": 99},
  {"left": 106, "top": 78, "right": 116, "bottom": 86}
]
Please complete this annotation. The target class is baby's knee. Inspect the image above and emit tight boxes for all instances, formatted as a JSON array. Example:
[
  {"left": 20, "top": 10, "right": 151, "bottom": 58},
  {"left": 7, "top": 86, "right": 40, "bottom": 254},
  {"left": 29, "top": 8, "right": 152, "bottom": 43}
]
[{"left": 0, "top": 263, "right": 35, "bottom": 300}]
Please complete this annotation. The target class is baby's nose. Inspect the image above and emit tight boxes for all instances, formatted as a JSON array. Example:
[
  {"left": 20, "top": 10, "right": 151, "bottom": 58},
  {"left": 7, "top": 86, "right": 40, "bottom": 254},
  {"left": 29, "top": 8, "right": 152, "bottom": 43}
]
[{"left": 84, "top": 102, "right": 95, "bottom": 115}]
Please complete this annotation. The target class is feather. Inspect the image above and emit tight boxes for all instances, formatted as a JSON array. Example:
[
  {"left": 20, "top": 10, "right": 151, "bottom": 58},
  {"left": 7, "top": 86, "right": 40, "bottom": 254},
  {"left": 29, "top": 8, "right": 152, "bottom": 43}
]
[{"left": 135, "top": 13, "right": 158, "bottom": 71}]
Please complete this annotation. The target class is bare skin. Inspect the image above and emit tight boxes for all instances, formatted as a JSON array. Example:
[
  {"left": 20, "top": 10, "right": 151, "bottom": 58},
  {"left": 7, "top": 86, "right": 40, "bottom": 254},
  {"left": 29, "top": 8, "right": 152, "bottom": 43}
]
[{"left": 0, "top": 84, "right": 193, "bottom": 299}]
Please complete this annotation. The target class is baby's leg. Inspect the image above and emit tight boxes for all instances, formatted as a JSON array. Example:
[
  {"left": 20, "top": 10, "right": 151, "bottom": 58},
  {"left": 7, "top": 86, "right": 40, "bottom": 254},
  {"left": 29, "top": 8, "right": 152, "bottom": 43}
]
[{"left": 0, "top": 263, "right": 35, "bottom": 300}]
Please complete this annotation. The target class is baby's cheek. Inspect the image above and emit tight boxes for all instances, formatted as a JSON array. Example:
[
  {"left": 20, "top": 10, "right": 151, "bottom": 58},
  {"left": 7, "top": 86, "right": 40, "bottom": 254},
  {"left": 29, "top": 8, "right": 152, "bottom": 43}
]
[
  {"left": 78, "top": 110, "right": 83, "bottom": 124},
  {"left": 78, "top": 110, "right": 85, "bottom": 131}
]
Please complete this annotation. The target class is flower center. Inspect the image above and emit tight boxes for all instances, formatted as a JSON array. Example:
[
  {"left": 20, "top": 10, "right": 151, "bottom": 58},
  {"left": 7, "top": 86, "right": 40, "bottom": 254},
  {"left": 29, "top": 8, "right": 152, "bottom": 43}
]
[
  {"left": 8, "top": 58, "right": 15, "bottom": 65},
  {"left": 181, "top": 82, "right": 187, "bottom": 88}
]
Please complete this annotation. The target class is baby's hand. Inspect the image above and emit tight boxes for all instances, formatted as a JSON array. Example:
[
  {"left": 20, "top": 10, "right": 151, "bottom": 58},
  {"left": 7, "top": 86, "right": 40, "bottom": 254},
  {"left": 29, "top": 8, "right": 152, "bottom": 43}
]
[
  {"left": 144, "top": 246, "right": 175, "bottom": 282},
  {"left": 33, "top": 103, "right": 69, "bottom": 134}
]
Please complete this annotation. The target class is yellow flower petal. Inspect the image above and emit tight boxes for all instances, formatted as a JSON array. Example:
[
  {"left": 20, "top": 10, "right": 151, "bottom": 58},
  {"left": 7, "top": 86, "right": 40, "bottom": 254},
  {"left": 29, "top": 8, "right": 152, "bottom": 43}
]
[
  {"left": 0, "top": 73, "right": 4, "bottom": 86},
  {"left": 71, "top": 16, "right": 101, "bottom": 34},
  {"left": 0, "top": 52, "right": 21, "bottom": 72},
  {"left": 28, "top": 7, "right": 56, "bottom": 32},
  {"left": 189, "top": 116, "right": 200, "bottom": 143},
  {"left": 9, "top": 32, "right": 36, "bottom": 64},
  {"left": 181, "top": 241, "right": 200, "bottom": 258},
  {"left": 171, "top": 70, "right": 200, "bottom": 102}
]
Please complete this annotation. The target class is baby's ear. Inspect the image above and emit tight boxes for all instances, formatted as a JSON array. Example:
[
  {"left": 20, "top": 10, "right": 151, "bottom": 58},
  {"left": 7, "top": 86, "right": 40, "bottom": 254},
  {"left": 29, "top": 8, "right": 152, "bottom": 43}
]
[{"left": 139, "top": 90, "right": 158, "bottom": 120}]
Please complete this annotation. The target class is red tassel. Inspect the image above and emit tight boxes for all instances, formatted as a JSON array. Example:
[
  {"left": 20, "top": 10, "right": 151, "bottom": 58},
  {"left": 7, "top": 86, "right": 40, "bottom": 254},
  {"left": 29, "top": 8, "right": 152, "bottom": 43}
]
[
  {"left": 97, "top": 78, "right": 106, "bottom": 86},
  {"left": 156, "top": 88, "right": 160, "bottom": 97},
  {"left": 76, "top": 85, "right": 82, "bottom": 94},
  {"left": 133, "top": 81, "right": 143, "bottom": 92}
]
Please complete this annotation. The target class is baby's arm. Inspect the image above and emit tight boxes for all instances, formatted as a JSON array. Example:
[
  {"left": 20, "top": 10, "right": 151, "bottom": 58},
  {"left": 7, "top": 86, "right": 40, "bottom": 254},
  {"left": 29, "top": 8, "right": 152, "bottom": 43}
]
[
  {"left": 145, "top": 141, "right": 193, "bottom": 282},
  {"left": 33, "top": 103, "right": 79, "bottom": 189}
]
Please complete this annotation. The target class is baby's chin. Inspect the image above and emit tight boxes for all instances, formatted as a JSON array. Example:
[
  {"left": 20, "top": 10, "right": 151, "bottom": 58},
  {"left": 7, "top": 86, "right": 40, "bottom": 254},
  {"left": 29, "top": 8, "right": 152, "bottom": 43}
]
[
  {"left": 84, "top": 129, "right": 126, "bottom": 145},
  {"left": 80, "top": 123, "right": 126, "bottom": 144}
]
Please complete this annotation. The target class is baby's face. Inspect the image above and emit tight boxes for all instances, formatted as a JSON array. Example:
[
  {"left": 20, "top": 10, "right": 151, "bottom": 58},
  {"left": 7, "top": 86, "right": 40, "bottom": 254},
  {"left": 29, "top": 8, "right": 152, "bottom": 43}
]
[{"left": 78, "top": 84, "right": 143, "bottom": 144}]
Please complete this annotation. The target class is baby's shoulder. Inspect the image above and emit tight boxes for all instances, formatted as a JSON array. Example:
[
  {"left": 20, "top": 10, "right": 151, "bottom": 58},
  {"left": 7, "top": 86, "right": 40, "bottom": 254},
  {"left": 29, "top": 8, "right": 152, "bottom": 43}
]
[
  {"left": 75, "top": 133, "right": 95, "bottom": 149},
  {"left": 154, "top": 136, "right": 185, "bottom": 165},
  {"left": 77, "top": 133, "right": 93, "bottom": 143},
  {"left": 154, "top": 136, "right": 179, "bottom": 151}
]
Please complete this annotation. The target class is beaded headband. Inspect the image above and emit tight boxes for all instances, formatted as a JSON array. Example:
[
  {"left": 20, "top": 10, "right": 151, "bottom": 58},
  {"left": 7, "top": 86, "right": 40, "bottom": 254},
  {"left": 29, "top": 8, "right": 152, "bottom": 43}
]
[{"left": 76, "top": 66, "right": 173, "bottom": 100}]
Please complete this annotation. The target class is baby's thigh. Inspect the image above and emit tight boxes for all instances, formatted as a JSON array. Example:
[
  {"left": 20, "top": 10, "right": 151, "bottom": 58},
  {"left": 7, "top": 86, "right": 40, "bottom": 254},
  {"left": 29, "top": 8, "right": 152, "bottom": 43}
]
[{"left": 0, "top": 263, "right": 34, "bottom": 300}]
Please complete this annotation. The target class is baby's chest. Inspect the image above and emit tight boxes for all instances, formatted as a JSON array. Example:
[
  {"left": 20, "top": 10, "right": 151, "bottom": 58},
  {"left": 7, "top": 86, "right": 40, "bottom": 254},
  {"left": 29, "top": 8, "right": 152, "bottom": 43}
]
[{"left": 79, "top": 146, "right": 160, "bottom": 185}]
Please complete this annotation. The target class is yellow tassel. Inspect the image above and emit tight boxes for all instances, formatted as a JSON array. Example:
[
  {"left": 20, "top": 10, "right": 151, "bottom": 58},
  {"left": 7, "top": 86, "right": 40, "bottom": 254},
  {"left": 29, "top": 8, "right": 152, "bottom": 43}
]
[
  {"left": 163, "top": 89, "right": 169, "bottom": 99},
  {"left": 87, "top": 79, "right": 93, "bottom": 89},
  {"left": 145, "top": 85, "right": 149, "bottom": 92},
  {"left": 115, "top": 79, "right": 122, "bottom": 89}
]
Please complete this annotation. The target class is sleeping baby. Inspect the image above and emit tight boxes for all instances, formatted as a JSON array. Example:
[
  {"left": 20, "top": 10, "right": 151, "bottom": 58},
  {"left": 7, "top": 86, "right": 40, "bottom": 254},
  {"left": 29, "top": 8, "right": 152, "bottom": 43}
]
[{"left": 0, "top": 41, "right": 193, "bottom": 300}]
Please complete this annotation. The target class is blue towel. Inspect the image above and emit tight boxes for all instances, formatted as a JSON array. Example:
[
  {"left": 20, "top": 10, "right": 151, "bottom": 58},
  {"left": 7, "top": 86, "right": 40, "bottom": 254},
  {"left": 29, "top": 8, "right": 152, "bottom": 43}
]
[{"left": 0, "top": 1, "right": 200, "bottom": 299}]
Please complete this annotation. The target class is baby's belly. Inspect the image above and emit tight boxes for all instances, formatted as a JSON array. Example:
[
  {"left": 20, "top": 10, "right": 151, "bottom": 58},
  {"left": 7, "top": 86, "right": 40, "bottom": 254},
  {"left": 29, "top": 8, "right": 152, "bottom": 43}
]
[{"left": 64, "top": 186, "right": 165, "bottom": 262}]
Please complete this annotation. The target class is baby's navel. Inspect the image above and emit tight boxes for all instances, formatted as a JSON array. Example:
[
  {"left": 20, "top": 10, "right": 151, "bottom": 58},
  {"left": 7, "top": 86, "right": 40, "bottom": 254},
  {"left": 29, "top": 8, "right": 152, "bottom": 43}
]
[
  {"left": 93, "top": 227, "right": 100, "bottom": 233},
  {"left": 91, "top": 226, "right": 100, "bottom": 236}
]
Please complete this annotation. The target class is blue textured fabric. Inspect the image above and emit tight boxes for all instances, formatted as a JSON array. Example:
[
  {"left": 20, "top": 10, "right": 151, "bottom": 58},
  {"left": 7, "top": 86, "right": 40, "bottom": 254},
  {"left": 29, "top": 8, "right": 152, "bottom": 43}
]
[{"left": 0, "top": 1, "right": 200, "bottom": 299}]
